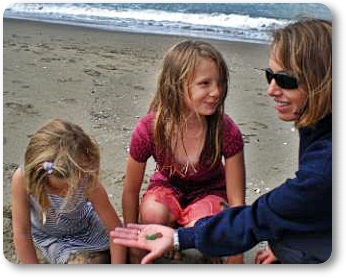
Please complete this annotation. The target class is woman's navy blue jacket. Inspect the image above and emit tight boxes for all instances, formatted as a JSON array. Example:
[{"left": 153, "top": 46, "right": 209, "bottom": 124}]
[{"left": 178, "top": 114, "right": 332, "bottom": 263}]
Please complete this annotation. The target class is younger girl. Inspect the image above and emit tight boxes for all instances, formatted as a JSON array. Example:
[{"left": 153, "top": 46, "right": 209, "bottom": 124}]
[
  {"left": 122, "top": 40, "right": 245, "bottom": 263},
  {"left": 11, "top": 118, "right": 126, "bottom": 264}
]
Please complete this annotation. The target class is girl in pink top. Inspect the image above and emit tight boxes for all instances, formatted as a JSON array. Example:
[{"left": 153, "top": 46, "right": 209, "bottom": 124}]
[{"left": 122, "top": 40, "right": 245, "bottom": 263}]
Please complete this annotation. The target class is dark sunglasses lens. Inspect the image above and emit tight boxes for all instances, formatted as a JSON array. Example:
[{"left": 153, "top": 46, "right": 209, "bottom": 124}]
[
  {"left": 265, "top": 69, "right": 273, "bottom": 84},
  {"left": 275, "top": 74, "right": 298, "bottom": 89},
  {"left": 264, "top": 68, "right": 298, "bottom": 89}
]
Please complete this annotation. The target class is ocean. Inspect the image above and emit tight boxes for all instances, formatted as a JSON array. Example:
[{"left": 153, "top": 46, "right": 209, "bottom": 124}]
[{"left": 3, "top": 3, "right": 332, "bottom": 44}]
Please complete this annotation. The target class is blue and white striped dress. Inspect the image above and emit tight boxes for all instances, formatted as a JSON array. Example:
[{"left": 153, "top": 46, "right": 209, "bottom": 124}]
[{"left": 29, "top": 182, "right": 109, "bottom": 264}]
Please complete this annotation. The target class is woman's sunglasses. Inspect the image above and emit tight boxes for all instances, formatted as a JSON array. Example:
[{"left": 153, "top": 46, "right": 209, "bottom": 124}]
[{"left": 264, "top": 68, "right": 298, "bottom": 89}]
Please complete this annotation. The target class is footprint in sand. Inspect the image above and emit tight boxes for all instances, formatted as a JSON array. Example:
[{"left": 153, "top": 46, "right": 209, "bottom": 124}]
[
  {"left": 83, "top": 69, "right": 101, "bottom": 77},
  {"left": 96, "top": 64, "right": 118, "bottom": 71},
  {"left": 239, "top": 121, "right": 268, "bottom": 144},
  {"left": 5, "top": 102, "right": 38, "bottom": 115}
]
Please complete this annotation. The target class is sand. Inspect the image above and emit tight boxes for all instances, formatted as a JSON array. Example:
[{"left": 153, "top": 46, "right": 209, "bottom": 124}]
[{"left": 3, "top": 18, "right": 299, "bottom": 264}]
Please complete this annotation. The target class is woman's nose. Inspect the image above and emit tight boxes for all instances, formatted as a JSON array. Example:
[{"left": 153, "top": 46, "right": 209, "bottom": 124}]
[{"left": 267, "top": 79, "right": 280, "bottom": 96}]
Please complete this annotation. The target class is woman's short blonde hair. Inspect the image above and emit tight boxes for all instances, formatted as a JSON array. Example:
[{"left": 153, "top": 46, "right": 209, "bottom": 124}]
[{"left": 271, "top": 18, "right": 332, "bottom": 128}]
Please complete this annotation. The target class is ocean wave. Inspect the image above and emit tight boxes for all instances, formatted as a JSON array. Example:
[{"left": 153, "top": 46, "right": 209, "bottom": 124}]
[{"left": 3, "top": 3, "right": 330, "bottom": 44}]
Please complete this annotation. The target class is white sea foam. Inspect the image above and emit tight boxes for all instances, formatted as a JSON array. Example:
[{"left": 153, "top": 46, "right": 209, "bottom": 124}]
[{"left": 3, "top": 3, "right": 330, "bottom": 44}]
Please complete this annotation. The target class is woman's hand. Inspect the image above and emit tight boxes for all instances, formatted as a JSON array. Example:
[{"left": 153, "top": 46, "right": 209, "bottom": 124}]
[{"left": 110, "top": 223, "right": 174, "bottom": 264}]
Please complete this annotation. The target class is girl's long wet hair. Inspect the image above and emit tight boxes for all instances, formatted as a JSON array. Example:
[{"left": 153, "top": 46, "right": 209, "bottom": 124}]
[
  {"left": 24, "top": 119, "right": 100, "bottom": 221},
  {"left": 148, "top": 40, "right": 229, "bottom": 174}
]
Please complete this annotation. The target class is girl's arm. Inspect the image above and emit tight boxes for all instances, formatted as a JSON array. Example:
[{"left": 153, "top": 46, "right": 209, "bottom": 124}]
[
  {"left": 11, "top": 168, "right": 40, "bottom": 263},
  {"left": 121, "top": 155, "right": 147, "bottom": 263},
  {"left": 224, "top": 150, "right": 246, "bottom": 207},
  {"left": 88, "top": 183, "right": 126, "bottom": 264},
  {"left": 122, "top": 156, "right": 146, "bottom": 225},
  {"left": 224, "top": 150, "right": 246, "bottom": 263}
]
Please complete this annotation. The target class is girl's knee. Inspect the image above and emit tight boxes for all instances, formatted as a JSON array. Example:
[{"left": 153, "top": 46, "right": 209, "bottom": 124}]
[{"left": 140, "top": 198, "right": 172, "bottom": 224}]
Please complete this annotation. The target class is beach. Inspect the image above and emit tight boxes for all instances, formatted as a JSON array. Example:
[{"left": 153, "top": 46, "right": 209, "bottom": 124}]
[{"left": 3, "top": 18, "right": 299, "bottom": 264}]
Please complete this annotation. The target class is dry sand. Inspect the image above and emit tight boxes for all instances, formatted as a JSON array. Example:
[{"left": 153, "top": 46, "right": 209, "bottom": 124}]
[{"left": 3, "top": 18, "right": 299, "bottom": 264}]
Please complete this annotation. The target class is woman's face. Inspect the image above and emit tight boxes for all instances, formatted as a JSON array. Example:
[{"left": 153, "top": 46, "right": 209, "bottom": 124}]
[
  {"left": 184, "top": 57, "right": 222, "bottom": 116},
  {"left": 267, "top": 56, "right": 307, "bottom": 122}
]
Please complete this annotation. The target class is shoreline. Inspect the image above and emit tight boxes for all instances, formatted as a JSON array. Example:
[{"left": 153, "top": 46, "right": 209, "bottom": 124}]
[
  {"left": 3, "top": 16, "right": 271, "bottom": 45},
  {"left": 3, "top": 18, "right": 298, "bottom": 264}
]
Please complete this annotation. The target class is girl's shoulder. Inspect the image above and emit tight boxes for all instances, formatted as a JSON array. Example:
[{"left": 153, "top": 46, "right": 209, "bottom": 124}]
[
  {"left": 12, "top": 167, "right": 25, "bottom": 185},
  {"left": 221, "top": 114, "right": 244, "bottom": 154},
  {"left": 129, "top": 113, "right": 156, "bottom": 162},
  {"left": 222, "top": 114, "right": 240, "bottom": 130},
  {"left": 11, "top": 167, "right": 28, "bottom": 200},
  {"left": 133, "top": 112, "right": 155, "bottom": 135},
  {"left": 139, "top": 112, "right": 155, "bottom": 125}
]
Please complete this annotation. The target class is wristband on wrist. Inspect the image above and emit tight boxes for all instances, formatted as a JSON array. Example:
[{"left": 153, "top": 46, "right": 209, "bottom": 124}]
[{"left": 173, "top": 229, "right": 180, "bottom": 252}]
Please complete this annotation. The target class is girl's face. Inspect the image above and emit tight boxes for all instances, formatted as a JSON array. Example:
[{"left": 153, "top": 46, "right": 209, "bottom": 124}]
[
  {"left": 267, "top": 56, "right": 307, "bottom": 122},
  {"left": 184, "top": 57, "right": 222, "bottom": 116}
]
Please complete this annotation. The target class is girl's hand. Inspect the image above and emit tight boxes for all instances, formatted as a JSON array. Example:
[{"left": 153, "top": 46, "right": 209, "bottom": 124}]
[
  {"left": 110, "top": 223, "right": 174, "bottom": 264},
  {"left": 255, "top": 246, "right": 278, "bottom": 264}
]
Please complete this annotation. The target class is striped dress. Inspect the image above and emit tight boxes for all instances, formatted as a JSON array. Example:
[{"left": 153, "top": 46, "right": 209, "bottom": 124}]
[{"left": 29, "top": 181, "right": 109, "bottom": 264}]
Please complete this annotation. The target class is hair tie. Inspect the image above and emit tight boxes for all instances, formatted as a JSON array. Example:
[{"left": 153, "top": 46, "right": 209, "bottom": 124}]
[{"left": 43, "top": 161, "right": 54, "bottom": 174}]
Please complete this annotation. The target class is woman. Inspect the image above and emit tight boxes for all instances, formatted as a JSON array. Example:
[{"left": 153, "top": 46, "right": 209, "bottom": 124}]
[{"left": 110, "top": 18, "right": 332, "bottom": 264}]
